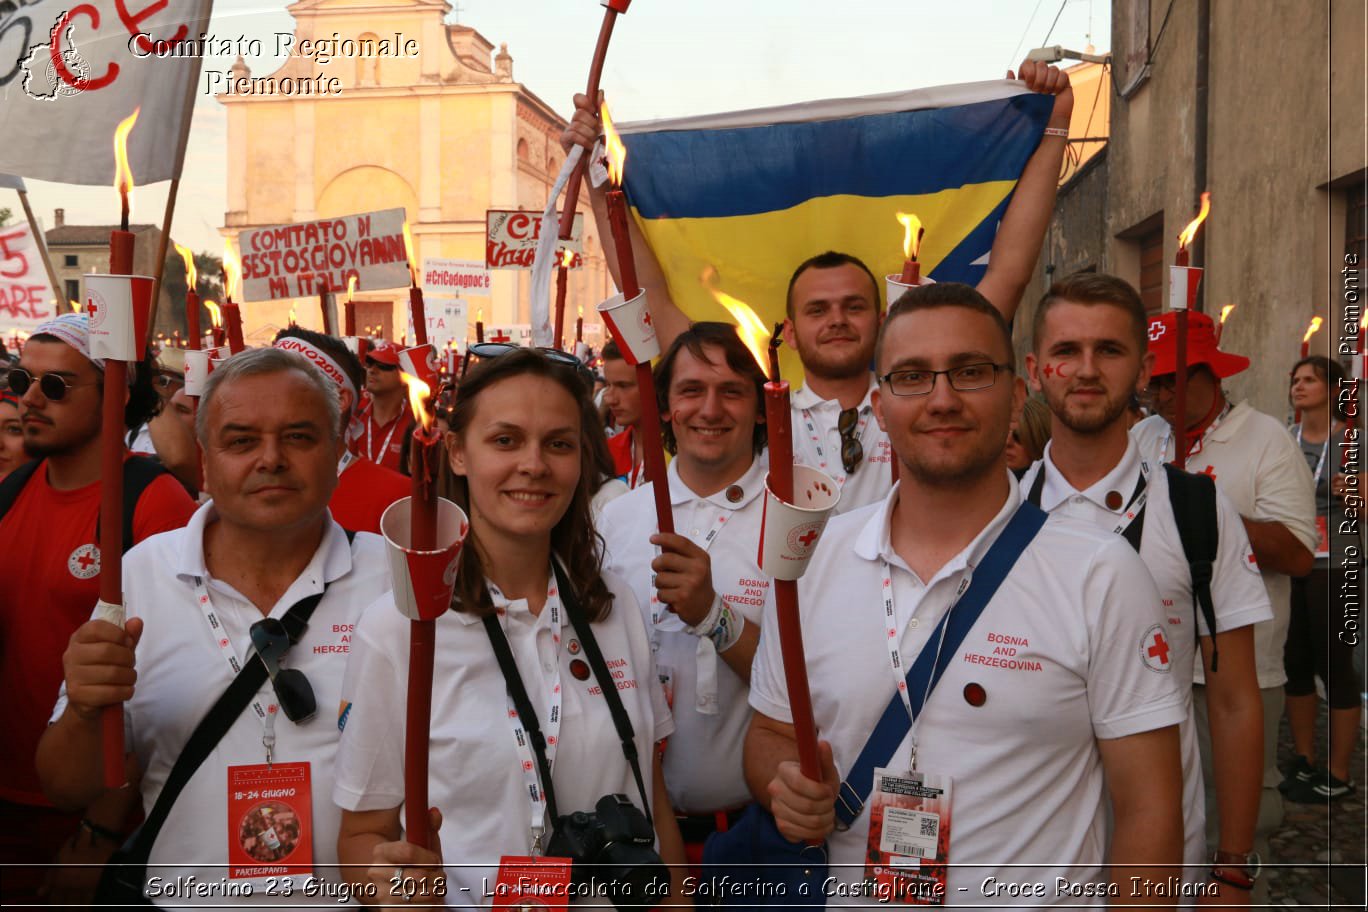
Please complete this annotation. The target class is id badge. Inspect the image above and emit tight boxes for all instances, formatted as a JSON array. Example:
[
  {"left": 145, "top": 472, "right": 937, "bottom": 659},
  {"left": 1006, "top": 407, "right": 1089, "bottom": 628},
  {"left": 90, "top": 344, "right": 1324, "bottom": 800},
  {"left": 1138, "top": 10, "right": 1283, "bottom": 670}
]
[
  {"left": 1315, "top": 515, "right": 1330, "bottom": 559},
  {"left": 863, "top": 766, "right": 952, "bottom": 905},
  {"left": 227, "top": 763, "right": 313, "bottom": 881},
  {"left": 492, "top": 855, "right": 573, "bottom": 911}
]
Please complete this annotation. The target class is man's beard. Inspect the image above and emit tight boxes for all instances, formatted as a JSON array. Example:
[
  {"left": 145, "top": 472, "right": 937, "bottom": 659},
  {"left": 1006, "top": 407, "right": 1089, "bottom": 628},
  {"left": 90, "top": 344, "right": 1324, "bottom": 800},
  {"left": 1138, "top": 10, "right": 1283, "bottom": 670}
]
[
  {"left": 793, "top": 336, "right": 874, "bottom": 381},
  {"left": 1044, "top": 385, "right": 1131, "bottom": 434},
  {"left": 899, "top": 435, "right": 1003, "bottom": 489}
]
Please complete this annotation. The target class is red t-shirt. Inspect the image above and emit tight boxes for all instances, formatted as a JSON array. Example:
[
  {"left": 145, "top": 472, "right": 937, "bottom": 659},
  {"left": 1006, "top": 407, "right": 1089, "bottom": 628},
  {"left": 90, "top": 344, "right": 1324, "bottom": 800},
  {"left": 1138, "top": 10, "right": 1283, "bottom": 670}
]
[
  {"left": 330, "top": 457, "right": 410, "bottom": 535},
  {"left": 606, "top": 427, "right": 643, "bottom": 487},
  {"left": 348, "top": 401, "right": 413, "bottom": 474},
  {"left": 0, "top": 460, "right": 197, "bottom": 806}
]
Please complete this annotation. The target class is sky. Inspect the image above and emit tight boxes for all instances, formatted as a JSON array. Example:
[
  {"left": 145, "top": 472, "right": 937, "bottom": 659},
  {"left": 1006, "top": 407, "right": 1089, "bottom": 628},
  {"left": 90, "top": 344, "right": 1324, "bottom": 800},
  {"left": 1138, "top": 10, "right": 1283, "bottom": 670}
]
[{"left": 18, "top": 0, "right": 1110, "bottom": 254}]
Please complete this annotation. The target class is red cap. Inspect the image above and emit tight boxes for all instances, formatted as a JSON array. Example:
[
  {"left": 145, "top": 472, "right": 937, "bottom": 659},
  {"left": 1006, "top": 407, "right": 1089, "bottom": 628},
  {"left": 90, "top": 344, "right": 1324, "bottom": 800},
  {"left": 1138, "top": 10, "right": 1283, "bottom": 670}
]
[
  {"left": 1146, "top": 311, "right": 1250, "bottom": 378},
  {"left": 366, "top": 341, "right": 401, "bottom": 367}
]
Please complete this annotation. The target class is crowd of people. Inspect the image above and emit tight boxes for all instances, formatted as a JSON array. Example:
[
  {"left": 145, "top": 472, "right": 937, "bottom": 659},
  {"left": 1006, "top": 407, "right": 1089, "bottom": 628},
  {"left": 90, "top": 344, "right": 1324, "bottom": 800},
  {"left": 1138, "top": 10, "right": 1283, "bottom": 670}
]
[{"left": 0, "top": 59, "right": 1361, "bottom": 911}]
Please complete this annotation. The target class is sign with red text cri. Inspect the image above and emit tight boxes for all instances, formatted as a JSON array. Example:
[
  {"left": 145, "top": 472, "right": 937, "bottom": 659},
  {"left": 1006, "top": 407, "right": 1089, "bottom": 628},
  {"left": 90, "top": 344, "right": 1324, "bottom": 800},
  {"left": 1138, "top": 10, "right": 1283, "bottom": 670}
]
[
  {"left": 0, "top": 222, "right": 58, "bottom": 335},
  {"left": 237, "top": 209, "right": 410, "bottom": 303},
  {"left": 0, "top": 0, "right": 215, "bottom": 185},
  {"left": 486, "top": 210, "right": 583, "bottom": 270}
]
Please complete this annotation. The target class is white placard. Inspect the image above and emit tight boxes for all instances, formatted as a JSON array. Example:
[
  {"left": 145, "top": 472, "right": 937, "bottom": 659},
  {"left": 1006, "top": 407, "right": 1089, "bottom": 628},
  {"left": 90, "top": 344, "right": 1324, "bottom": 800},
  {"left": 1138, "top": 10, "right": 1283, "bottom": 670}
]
[
  {"left": 238, "top": 208, "right": 410, "bottom": 302},
  {"left": 422, "top": 258, "right": 490, "bottom": 297},
  {"left": 0, "top": 222, "right": 58, "bottom": 336}
]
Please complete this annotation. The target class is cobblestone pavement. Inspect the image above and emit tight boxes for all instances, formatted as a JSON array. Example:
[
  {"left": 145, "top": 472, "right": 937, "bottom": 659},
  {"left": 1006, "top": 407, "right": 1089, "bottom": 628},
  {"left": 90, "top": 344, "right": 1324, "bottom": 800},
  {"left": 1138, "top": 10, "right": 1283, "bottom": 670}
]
[{"left": 1266, "top": 709, "right": 1366, "bottom": 908}]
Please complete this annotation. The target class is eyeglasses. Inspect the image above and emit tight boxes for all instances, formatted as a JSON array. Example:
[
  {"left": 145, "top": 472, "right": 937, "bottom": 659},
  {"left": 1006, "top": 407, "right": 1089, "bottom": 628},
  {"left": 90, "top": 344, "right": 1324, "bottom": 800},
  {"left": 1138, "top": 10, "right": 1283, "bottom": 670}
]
[
  {"left": 249, "top": 618, "right": 316, "bottom": 723},
  {"left": 1146, "top": 365, "right": 1201, "bottom": 395},
  {"left": 878, "top": 362, "right": 1012, "bottom": 397},
  {"left": 365, "top": 359, "right": 398, "bottom": 372},
  {"left": 6, "top": 367, "right": 99, "bottom": 402},
  {"left": 837, "top": 407, "right": 863, "bottom": 474},
  {"left": 468, "top": 342, "right": 596, "bottom": 392}
]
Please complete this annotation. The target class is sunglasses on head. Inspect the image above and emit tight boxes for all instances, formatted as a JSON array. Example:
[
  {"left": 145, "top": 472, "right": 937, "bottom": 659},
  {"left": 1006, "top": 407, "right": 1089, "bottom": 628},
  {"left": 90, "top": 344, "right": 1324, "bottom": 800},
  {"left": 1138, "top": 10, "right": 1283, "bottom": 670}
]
[
  {"left": 6, "top": 367, "right": 99, "bottom": 402},
  {"left": 468, "top": 342, "right": 596, "bottom": 392},
  {"left": 249, "top": 618, "right": 316, "bottom": 723}
]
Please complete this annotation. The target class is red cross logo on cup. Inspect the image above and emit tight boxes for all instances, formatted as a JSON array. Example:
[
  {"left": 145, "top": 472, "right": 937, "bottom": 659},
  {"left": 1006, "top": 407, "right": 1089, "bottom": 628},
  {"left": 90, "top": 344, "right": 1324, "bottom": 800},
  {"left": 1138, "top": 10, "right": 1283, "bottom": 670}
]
[{"left": 797, "top": 528, "right": 819, "bottom": 548}]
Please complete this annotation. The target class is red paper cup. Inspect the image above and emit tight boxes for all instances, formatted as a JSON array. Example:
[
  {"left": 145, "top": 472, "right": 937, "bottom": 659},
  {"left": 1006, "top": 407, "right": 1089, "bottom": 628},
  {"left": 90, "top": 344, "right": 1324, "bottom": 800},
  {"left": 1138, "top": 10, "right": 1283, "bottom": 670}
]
[
  {"left": 399, "top": 344, "right": 440, "bottom": 392},
  {"left": 884, "top": 274, "right": 936, "bottom": 308},
  {"left": 757, "top": 464, "right": 842, "bottom": 580},
  {"left": 1168, "top": 266, "right": 1202, "bottom": 312},
  {"left": 380, "top": 497, "right": 469, "bottom": 621},
  {"left": 86, "top": 274, "right": 153, "bottom": 362},
  {"left": 598, "top": 291, "right": 659, "bottom": 365}
]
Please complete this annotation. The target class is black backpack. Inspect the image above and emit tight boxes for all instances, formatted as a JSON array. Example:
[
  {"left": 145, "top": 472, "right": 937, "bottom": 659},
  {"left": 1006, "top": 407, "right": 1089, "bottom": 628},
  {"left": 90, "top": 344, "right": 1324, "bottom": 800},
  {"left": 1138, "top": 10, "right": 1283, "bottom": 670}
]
[{"left": 0, "top": 455, "right": 171, "bottom": 557}]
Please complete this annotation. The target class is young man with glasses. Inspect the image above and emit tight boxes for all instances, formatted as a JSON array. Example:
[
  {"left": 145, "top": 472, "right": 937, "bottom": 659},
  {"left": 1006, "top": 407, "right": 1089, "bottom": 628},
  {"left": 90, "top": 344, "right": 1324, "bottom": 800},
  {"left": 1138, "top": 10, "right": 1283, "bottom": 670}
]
[
  {"left": 38, "top": 347, "right": 392, "bottom": 902},
  {"left": 349, "top": 341, "right": 413, "bottom": 473},
  {"left": 1133, "top": 310, "right": 1317, "bottom": 905},
  {"left": 1021, "top": 273, "right": 1271, "bottom": 902},
  {"left": 599, "top": 322, "right": 769, "bottom": 854},
  {"left": 0, "top": 315, "right": 195, "bottom": 908},
  {"left": 746, "top": 284, "right": 1185, "bottom": 903}
]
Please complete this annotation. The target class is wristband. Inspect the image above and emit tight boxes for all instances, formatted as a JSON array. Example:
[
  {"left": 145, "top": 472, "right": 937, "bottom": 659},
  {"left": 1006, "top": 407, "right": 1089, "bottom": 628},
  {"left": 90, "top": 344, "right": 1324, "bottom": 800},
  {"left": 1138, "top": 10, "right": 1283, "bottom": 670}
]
[
  {"left": 1043, "top": 126, "right": 1069, "bottom": 138},
  {"left": 687, "top": 596, "right": 744, "bottom": 653}
]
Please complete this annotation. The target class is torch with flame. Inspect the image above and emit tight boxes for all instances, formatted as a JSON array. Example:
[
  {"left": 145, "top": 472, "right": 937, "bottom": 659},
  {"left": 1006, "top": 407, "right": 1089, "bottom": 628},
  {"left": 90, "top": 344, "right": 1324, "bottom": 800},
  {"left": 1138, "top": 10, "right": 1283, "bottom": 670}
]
[
  {"left": 602, "top": 103, "right": 627, "bottom": 188},
  {"left": 112, "top": 108, "right": 140, "bottom": 231},
  {"left": 402, "top": 221, "right": 429, "bottom": 347},
  {"left": 176, "top": 242, "right": 202, "bottom": 351},
  {"left": 1301, "top": 316, "right": 1324, "bottom": 357},
  {"left": 1168, "top": 192, "right": 1212, "bottom": 469},
  {"left": 221, "top": 240, "right": 245, "bottom": 354},
  {"left": 896, "top": 212, "right": 925, "bottom": 284},
  {"left": 1214, "top": 304, "right": 1236, "bottom": 344},
  {"left": 344, "top": 275, "right": 359, "bottom": 336},
  {"left": 1176, "top": 192, "right": 1212, "bottom": 263}
]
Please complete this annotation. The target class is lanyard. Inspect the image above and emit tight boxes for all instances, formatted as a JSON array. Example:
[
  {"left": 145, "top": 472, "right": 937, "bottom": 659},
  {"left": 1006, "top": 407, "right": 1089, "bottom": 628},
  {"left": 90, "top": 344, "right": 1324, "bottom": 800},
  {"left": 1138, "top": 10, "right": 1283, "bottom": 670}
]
[
  {"left": 801, "top": 404, "right": 869, "bottom": 483},
  {"left": 494, "top": 574, "right": 565, "bottom": 852},
  {"left": 192, "top": 576, "right": 280, "bottom": 763},
  {"left": 1295, "top": 426, "right": 1330, "bottom": 489},
  {"left": 336, "top": 451, "right": 355, "bottom": 478},
  {"left": 879, "top": 564, "right": 971, "bottom": 773},
  {"left": 365, "top": 408, "right": 402, "bottom": 464},
  {"left": 1161, "top": 401, "right": 1232, "bottom": 463}
]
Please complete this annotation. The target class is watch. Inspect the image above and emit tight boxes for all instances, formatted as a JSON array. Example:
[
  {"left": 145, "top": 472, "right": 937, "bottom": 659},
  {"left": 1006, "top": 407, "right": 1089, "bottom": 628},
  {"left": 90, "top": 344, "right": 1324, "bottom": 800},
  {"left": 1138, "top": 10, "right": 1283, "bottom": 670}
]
[{"left": 1210, "top": 849, "right": 1261, "bottom": 889}]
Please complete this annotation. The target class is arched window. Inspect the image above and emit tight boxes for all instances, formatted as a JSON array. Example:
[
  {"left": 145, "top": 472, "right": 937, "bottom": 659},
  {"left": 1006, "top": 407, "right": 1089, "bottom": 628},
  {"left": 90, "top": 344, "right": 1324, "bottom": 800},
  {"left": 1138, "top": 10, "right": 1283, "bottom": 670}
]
[{"left": 517, "top": 139, "right": 530, "bottom": 161}]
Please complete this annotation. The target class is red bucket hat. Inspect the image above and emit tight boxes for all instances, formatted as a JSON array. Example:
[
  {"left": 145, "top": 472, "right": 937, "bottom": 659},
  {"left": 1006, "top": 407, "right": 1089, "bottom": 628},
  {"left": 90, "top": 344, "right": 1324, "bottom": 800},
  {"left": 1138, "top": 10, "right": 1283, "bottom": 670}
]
[
  {"left": 365, "top": 341, "right": 401, "bottom": 367},
  {"left": 1146, "top": 311, "right": 1250, "bottom": 378}
]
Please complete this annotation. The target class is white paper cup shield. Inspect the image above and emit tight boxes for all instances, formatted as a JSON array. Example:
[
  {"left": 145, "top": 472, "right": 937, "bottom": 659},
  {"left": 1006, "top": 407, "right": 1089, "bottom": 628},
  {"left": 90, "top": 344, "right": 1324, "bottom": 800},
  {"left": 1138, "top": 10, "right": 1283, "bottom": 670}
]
[
  {"left": 399, "top": 344, "right": 440, "bottom": 392},
  {"left": 884, "top": 273, "right": 936, "bottom": 308},
  {"left": 380, "top": 497, "right": 469, "bottom": 621},
  {"left": 183, "top": 349, "right": 215, "bottom": 396},
  {"left": 757, "top": 464, "right": 842, "bottom": 580},
  {"left": 597, "top": 291, "right": 659, "bottom": 365},
  {"left": 86, "top": 274, "right": 153, "bottom": 361},
  {"left": 1168, "top": 265, "right": 1202, "bottom": 312}
]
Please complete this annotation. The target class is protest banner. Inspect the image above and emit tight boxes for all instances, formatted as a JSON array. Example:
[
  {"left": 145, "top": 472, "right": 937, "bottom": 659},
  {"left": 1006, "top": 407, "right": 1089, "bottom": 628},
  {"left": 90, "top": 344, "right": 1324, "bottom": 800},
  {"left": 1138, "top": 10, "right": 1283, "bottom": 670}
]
[
  {"left": 238, "top": 208, "right": 409, "bottom": 302},
  {"left": 0, "top": 222, "right": 58, "bottom": 335},
  {"left": 422, "top": 258, "right": 490, "bottom": 297},
  {"left": 486, "top": 210, "right": 583, "bottom": 270}
]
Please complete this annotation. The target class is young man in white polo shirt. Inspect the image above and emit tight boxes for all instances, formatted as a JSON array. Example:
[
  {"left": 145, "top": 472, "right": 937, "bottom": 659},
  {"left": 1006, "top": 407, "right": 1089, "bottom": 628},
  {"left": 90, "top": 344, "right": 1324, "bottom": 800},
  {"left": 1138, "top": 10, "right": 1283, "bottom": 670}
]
[
  {"left": 38, "top": 347, "right": 392, "bottom": 906},
  {"left": 746, "top": 283, "right": 1187, "bottom": 904},
  {"left": 1021, "top": 272, "right": 1271, "bottom": 901},
  {"left": 1133, "top": 312, "right": 1317, "bottom": 905},
  {"left": 601, "top": 322, "right": 768, "bottom": 845}
]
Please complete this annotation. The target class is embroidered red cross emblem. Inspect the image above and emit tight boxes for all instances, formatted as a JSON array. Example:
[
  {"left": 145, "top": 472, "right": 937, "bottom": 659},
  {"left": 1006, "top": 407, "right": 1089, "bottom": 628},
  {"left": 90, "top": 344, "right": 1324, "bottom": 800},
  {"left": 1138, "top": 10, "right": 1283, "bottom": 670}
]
[
  {"left": 1147, "top": 631, "right": 1171, "bottom": 665},
  {"left": 797, "top": 528, "right": 819, "bottom": 547},
  {"left": 76, "top": 551, "right": 97, "bottom": 570},
  {"left": 1199, "top": 465, "right": 1218, "bottom": 481}
]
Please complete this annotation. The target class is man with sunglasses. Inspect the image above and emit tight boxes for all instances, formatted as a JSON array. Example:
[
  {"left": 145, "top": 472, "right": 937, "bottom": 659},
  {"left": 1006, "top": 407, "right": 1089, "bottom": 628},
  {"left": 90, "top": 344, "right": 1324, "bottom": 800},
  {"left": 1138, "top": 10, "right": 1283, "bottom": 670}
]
[
  {"left": 747, "top": 284, "right": 1185, "bottom": 903},
  {"left": 1133, "top": 310, "right": 1316, "bottom": 904},
  {"left": 38, "top": 347, "right": 393, "bottom": 902},
  {"left": 348, "top": 341, "right": 413, "bottom": 473},
  {"left": 0, "top": 314, "right": 196, "bottom": 907},
  {"left": 600, "top": 323, "right": 770, "bottom": 856}
]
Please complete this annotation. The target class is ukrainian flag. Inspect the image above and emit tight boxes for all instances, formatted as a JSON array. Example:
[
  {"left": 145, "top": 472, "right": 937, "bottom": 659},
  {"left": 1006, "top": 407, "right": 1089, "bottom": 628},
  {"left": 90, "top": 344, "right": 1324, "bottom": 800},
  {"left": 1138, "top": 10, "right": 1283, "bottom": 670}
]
[{"left": 619, "top": 81, "right": 1053, "bottom": 368}]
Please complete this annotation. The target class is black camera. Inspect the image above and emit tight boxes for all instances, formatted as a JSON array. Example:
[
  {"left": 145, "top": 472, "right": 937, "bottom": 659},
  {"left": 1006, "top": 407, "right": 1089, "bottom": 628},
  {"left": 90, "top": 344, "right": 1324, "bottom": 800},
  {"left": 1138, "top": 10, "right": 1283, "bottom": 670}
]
[{"left": 547, "top": 794, "right": 670, "bottom": 907}]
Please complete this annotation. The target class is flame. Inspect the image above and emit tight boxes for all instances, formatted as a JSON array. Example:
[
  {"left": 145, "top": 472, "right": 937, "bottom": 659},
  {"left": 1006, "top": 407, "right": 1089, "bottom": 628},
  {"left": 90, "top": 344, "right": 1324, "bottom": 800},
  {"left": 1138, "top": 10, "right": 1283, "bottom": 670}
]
[
  {"left": 347, "top": 275, "right": 357, "bottom": 303},
  {"left": 401, "top": 220, "right": 420, "bottom": 285},
  {"left": 701, "top": 267, "right": 770, "bottom": 372},
  {"left": 601, "top": 103, "right": 626, "bottom": 186},
  {"left": 1218, "top": 303, "right": 1235, "bottom": 325},
  {"left": 174, "top": 242, "right": 197, "bottom": 288},
  {"left": 204, "top": 300, "right": 222, "bottom": 328},
  {"left": 1361, "top": 311, "right": 1367, "bottom": 331},
  {"left": 401, "top": 371, "right": 434, "bottom": 431},
  {"left": 895, "top": 212, "right": 924, "bottom": 260},
  {"left": 222, "top": 239, "right": 242, "bottom": 300},
  {"left": 1303, "top": 316, "right": 1323, "bottom": 345},
  {"left": 69, "top": 298, "right": 81, "bottom": 313},
  {"left": 477, "top": 308, "right": 484, "bottom": 324},
  {"left": 112, "top": 108, "right": 140, "bottom": 198},
  {"left": 288, "top": 306, "right": 297, "bottom": 326},
  {"left": 1177, "top": 192, "right": 1212, "bottom": 250},
  {"left": 561, "top": 248, "right": 575, "bottom": 269}
]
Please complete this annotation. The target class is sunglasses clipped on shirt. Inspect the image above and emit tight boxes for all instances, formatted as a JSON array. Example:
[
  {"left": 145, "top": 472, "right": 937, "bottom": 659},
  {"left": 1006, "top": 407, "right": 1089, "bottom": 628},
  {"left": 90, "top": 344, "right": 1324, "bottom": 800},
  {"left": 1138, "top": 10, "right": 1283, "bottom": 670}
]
[
  {"left": 468, "top": 342, "right": 596, "bottom": 393},
  {"left": 6, "top": 367, "right": 99, "bottom": 402},
  {"left": 837, "top": 406, "right": 864, "bottom": 475},
  {"left": 248, "top": 617, "right": 316, "bottom": 723}
]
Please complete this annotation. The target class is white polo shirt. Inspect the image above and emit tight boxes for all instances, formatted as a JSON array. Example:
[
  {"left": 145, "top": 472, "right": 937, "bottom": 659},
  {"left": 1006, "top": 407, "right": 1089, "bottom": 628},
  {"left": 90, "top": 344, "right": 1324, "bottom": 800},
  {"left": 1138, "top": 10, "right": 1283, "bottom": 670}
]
[
  {"left": 1133, "top": 402, "right": 1317, "bottom": 687},
  {"left": 1020, "top": 438, "right": 1273, "bottom": 872},
  {"left": 333, "top": 567, "right": 673, "bottom": 905},
  {"left": 600, "top": 454, "right": 770, "bottom": 814},
  {"left": 791, "top": 374, "right": 895, "bottom": 514},
  {"left": 51, "top": 503, "right": 391, "bottom": 907},
  {"left": 749, "top": 476, "right": 1187, "bottom": 904}
]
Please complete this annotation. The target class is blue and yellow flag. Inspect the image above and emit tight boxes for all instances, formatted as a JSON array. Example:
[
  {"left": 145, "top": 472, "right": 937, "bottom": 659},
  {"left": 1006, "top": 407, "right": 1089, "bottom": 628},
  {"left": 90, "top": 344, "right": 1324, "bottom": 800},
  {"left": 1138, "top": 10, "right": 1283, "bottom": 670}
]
[{"left": 619, "top": 81, "right": 1053, "bottom": 361}]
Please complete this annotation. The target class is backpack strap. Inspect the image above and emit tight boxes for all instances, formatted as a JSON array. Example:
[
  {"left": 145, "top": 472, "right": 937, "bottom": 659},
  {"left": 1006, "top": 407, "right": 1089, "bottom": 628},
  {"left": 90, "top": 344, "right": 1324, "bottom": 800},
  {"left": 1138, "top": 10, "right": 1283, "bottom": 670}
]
[
  {"left": 118, "top": 456, "right": 172, "bottom": 556},
  {"left": 1162, "top": 463, "right": 1221, "bottom": 671},
  {"left": 0, "top": 460, "right": 41, "bottom": 522}
]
